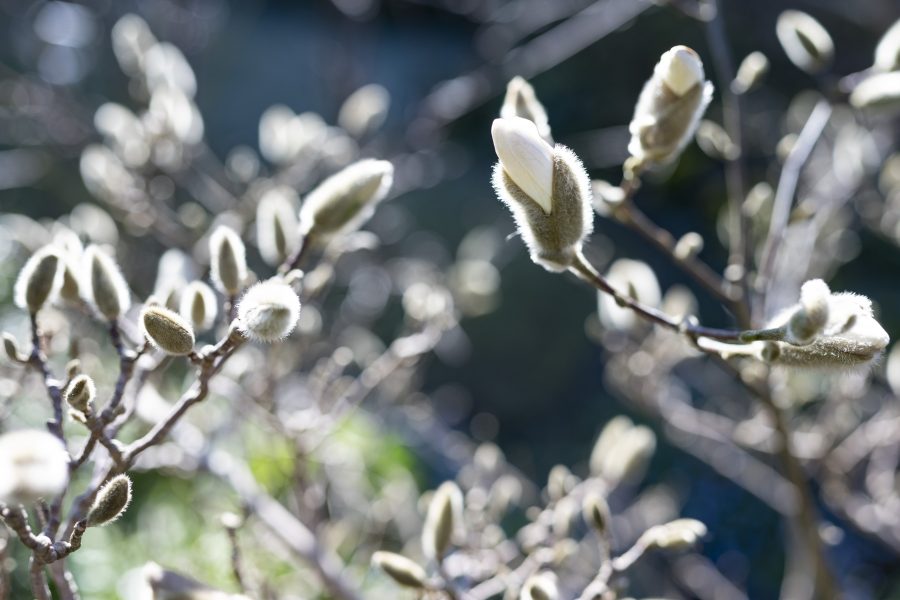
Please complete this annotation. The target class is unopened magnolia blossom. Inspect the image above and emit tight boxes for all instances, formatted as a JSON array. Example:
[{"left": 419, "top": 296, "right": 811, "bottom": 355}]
[{"left": 0, "top": 429, "right": 69, "bottom": 505}]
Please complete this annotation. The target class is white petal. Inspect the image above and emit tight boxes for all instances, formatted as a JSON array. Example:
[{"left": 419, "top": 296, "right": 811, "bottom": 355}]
[
  {"left": 491, "top": 117, "right": 554, "bottom": 213},
  {"left": 658, "top": 46, "right": 705, "bottom": 96}
]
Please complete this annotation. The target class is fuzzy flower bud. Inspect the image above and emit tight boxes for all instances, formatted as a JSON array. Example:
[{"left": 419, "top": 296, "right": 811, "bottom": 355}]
[
  {"left": 209, "top": 226, "right": 247, "bottom": 296},
  {"left": 179, "top": 281, "right": 217, "bottom": 333},
  {"left": 87, "top": 474, "right": 132, "bottom": 526},
  {"left": 371, "top": 552, "right": 427, "bottom": 589},
  {"left": 236, "top": 280, "right": 301, "bottom": 342},
  {"left": 491, "top": 117, "right": 593, "bottom": 271},
  {"left": 256, "top": 186, "right": 299, "bottom": 265},
  {"left": 639, "top": 518, "right": 707, "bottom": 550},
  {"left": 875, "top": 19, "right": 900, "bottom": 72},
  {"left": 776, "top": 11, "right": 834, "bottom": 74},
  {"left": 422, "top": 481, "right": 464, "bottom": 562},
  {"left": 65, "top": 374, "right": 96, "bottom": 414},
  {"left": 141, "top": 305, "right": 195, "bottom": 355},
  {"left": 299, "top": 159, "right": 393, "bottom": 244},
  {"left": 731, "top": 51, "right": 769, "bottom": 94},
  {"left": 785, "top": 279, "right": 830, "bottom": 345},
  {"left": 628, "top": 46, "right": 713, "bottom": 166},
  {"left": 83, "top": 245, "right": 131, "bottom": 320},
  {"left": 501, "top": 76, "right": 552, "bottom": 143},
  {"left": 0, "top": 429, "right": 69, "bottom": 504},
  {"left": 520, "top": 572, "right": 559, "bottom": 600},
  {"left": 14, "top": 246, "right": 63, "bottom": 313}
]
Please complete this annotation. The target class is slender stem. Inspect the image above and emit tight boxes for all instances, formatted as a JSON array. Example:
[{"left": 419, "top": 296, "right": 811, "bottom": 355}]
[
  {"left": 29, "top": 557, "right": 50, "bottom": 600},
  {"left": 28, "top": 312, "right": 65, "bottom": 445}
]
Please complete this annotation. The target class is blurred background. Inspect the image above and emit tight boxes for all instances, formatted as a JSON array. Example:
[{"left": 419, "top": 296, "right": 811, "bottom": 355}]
[{"left": 1, "top": 0, "right": 900, "bottom": 598}]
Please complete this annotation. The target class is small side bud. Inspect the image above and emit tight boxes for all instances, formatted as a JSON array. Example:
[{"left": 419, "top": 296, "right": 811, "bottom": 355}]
[
  {"left": 298, "top": 159, "right": 394, "bottom": 244},
  {"left": 141, "top": 305, "right": 196, "bottom": 355},
  {"left": 582, "top": 494, "right": 610, "bottom": 535},
  {"left": 785, "top": 279, "right": 830, "bottom": 345},
  {"left": 640, "top": 518, "right": 707, "bottom": 550},
  {"left": 674, "top": 232, "right": 705, "bottom": 260},
  {"left": 731, "top": 51, "right": 769, "bottom": 94},
  {"left": 371, "top": 552, "right": 427, "bottom": 589},
  {"left": 874, "top": 19, "right": 900, "bottom": 72},
  {"left": 520, "top": 572, "right": 559, "bottom": 600},
  {"left": 422, "top": 481, "right": 464, "bottom": 562},
  {"left": 87, "top": 474, "right": 132, "bottom": 527},
  {"left": 65, "top": 374, "right": 96, "bottom": 414},
  {"left": 209, "top": 226, "right": 248, "bottom": 295},
  {"left": 83, "top": 245, "right": 131, "bottom": 320},
  {"left": 14, "top": 246, "right": 63, "bottom": 313},
  {"left": 179, "top": 281, "right": 218, "bottom": 333},
  {"left": 501, "top": 76, "right": 552, "bottom": 143},
  {"left": 776, "top": 11, "right": 834, "bottom": 74},
  {"left": 628, "top": 46, "right": 714, "bottom": 166},
  {"left": 236, "top": 280, "right": 301, "bottom": 342}
]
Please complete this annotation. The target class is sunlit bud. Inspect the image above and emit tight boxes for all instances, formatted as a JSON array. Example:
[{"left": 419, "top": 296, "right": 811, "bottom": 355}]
[
  {"left": 784, "top": 279, "right": 830, "bottom": 345},
  {"left": 640, "top": 518, "right": 707, "bottom": 550},
  {"left": 338, "top": 84, "right": 391, "bottom": 138},
  {"left": 695, "top": 120, "right": 738, "bottom": 161},
  {"left": 776, "top": 11, "right": 834, "bottom": 74},
  {"left": 594, "top": 423, "right": 656, "bottom": 486},
  {"left": 111, "top": 14, "right": 156, "bottom": 76},
  {"left": 0, "top": 429, "right": 69, "bottom": 504},
  {"left": 422, "top": 481, "right": 464, "bottom": 562},
  {"left": 597, "top": 259, "right": 661, "bottom": 330},
  {"left": 299, "top": 159, "right": 393, "bottom": 244},
  {"left": 256, "top": 186, "right": 299, "bottom": 265},
  {"left": 773, "top": 292, "right": 889, "bottom": 368},
  {"left": 582, "top": 494, "right": 611, "bottom": 534},
  {"left": 589, "top": 416, "right": 632, "bottom": 476},
  {"left": 492, "top": 117, "right": 593, "bottom": 271},
  {"left": 850, "top": 72, "right": 900, "bottom": 111},
  {"left": 3, "top": 333, "right": 23, "bottom": 362},
  {"left": 209, "top": 226, "right": 247, "bottom": 295},
  {"left": 732, "top": 51, "right": 769, "bottom": 94},
  {"left": 501, "top": 76, "right": 552, "bottom": 143},
  {"left": 141, "top": 305, "right": 195, "bottom": 355},
  {"left": 371, "top": 552, "right": 427, "bottom": 589},
  {"left": 875, "top": 20, "right": 900, "bottom": 72},
  {"left": 520, "top": 572, "right": 559, "bottom": 600},
  {"left": 87, "top": 475, "right": 132, "bottom": 527},
  {"left": 177, "top": 281, "right": 216, "bottom": 333},
  {"left": 65, "top": 374, "right": 96, "bottom": 414},
  {"left": 236, "top": 280, "right": 301, "bottom": 342},
  {"left": 674, "top": 231, "right": 705, "bottom": 260},
  {"left": 628, "top": 46, "right": 713, "bottom": 166},
  {"left": 83, "top": 245, "right": 131, "bottom": 320},
  {"left": 14, "top": 246, "right": 63, "bottom": 313},
  {"left": 144, "top": 42, "right": 196, "bottom": 97}
]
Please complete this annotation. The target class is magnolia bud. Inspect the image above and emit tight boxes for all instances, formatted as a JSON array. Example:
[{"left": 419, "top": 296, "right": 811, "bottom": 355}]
[
  {"left": 776, "top": 11, "right": 834, "bottom": 74},
  {"left": 850, "top": 72, "right": 900, "bottom": 111},
  {"left": 597, "top": 259, "right": 661, "bottom": 331},
  {"left": 640, "top": 518, "right": 707, "bottom": 550},
  {"left": 141, "top": 305, "right": 195, "bottom": 355},
  {"left": 875, "top": 19, "right": 900, "bottom": 72},
  {"left": 731, "top": 51, "right": 769, "bottom": 94},
  {"left": 209, "top": 226, "right": 247, "bottom": 295},
  {"left": 491, "top": 117, "right": 593, "bottom": 272},
  {"left": 298, "top": 159, "right": 393, "bottom": 244},
  {"left": 65, "top": 374, "right": 96, "bottom": 414},
  {"left": 0, "top": 429, "right": 69, "bottom": 504},
  {"left": 422, "top": 481, "right": 464, "bottom": 562},
  {"left": 83, "top": 245, "right": 131, "bottom": 320},
  {"left": 371, "top": 552, "right": 427, "bottom": 588},
  {"left": 256, "top": 186, "right": 299, "bottom": 266},
  {"left": 500, "top": 76, "right": 552, "bottom": 143},
  {"left": 87, "top": 474, "right": 132, "bottom": 526},
  {"left": 236, "top": 280, "right": 301, "bottom": 342},
  {"left": 338, "top": 83, "right": 390, "bottom": 138},
  {"left": 582, "top": 494, "right": 610, "bottom": 534},
  {"left": 786, "top": 279, "right": 830, "bottom": 345},
  {"left": 14, "top": 246, "right": 63, "bottom": 313},
  {"left": 111, "top": 14, "right": 156, "bottom": 76},
  {"left": 590, "top": 416, "right": 633, "bottom": 476},
  {"left": 520, "top": 572, "right": 559, "bottom": 600},
  {"left": 674, "top": 231, "right": 705, "bottom": 260},
  {"left": 179, "top": 281, "right": 217, "bottom": 333},
  {"left": 628, "top": 46, "right": 713, "bottom": 166}
]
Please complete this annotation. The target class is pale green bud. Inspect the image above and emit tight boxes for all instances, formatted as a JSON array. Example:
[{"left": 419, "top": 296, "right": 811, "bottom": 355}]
[
  {"left": 65, "top": 374, "right": 96, "bottom": 414},
  {"left": 209, "top": 226, "right": 247, "bottom": 295},
  {"left": 14, "top": 246, "right": 63, "bottom": 313},
  {"left": 786, "top": 279, "right": 830, "bottom": 345},
  {"left": 141, "top": 305, "right": 195, "bottom": 355},
  {"left": 179, "top": 281, "right": 217, "bottom": 333},
  {"left": 371, "top": 551, "right": 427, "bottom": 588},
  {"left": 422, "top": 481, "right": 463, "bottom": 562},
  {"left": 83, "top": 245, "right": 131, "bottom": 319},
  {"left": 731, "top": 51, "right": 769, "bottom": 94},
  {"left": 256, "top": 186, "right": 299, "bottom": 265},
  {"left": 776, "top": 11, "right": 834, "bottom": 74},
  {"left": 87, "top": 474, "right": 132, "bottom": 526}
]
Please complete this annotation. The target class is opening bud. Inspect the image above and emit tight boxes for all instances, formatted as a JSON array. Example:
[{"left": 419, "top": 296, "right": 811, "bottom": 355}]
[
  {"left": 785, "top": 279, "right": 830, "bottom": 345},
  {"left": 582, "top": 494, "right": 611, "bottom": 534},
  {"left": 520, "top": 572, "right": 559, "bottom": 600},
  {"left": 501, "top": 76, "right": 552, "bottom": 143}
]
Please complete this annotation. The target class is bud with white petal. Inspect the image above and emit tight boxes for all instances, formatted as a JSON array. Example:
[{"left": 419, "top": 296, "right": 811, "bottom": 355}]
[
  {"left": 491, "top": 117, "right": 593, "bottom": 272},
  {"left": 144, "top": 42, "right": 196, "bottom": 97},
  {"left": 236, "top": 280, "right": 301, "bottom": 342},
  {"left": 501, "top": 76, "right": 552, "bottom": 143},
  {"left": 776, "top": 11, "right": 834, "bottom": 74},
  {"left": 785, "top": 279, "right": 830, "bottom": 345},
  {"left": 338, "top": 84, "right": 390, "bottom": 138},
  {"left": 628, "top": 46, "right": 714, "bottom": 167},
  {"left": 111, "top": 14, "right": 156, "bottom": 77}
]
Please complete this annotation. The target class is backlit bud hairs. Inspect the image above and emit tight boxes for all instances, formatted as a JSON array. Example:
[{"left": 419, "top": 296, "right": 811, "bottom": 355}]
[
  {"left": 83, "top": 245, "right": 131, "bottom": 320},
  {"left": 65, "top": 374, "right": 96, "bottom": 414},
  {"left": 256, "top": 186, "right": 299, "bottom": 265},
  {"left": 179, "top": 281, "right": 217, "bottom": 333},
  {"left": 141, "top": 305, "right": 196, "bottom": 355},
  {"left": 209, "top": 226, "right": 248, "bottom": 296},
  {"left": 776, "top": 11, "right": 834, "bottom": 75},
  {"left": 299, "top": 158, "right": 393, "bottom": 244},
  {"left": 236, "top": 280, "right": 301, "bottom": 342},
  {"left": 14, "top": 246, "right": 63, "bottom": 313},
  {"left": 501, "top": 76, "right": 552, "bottom": 143},
  {"left": 421, "top": 481, "right": 464, "bottom": 562},
  {"left": 628, "top": 46, "right": 713, "bottom": 167},
  {"left": 87, "top": 474, "right": 132, "bottom": 526},
  {"left": 491, "top": 117, "right": 593, "bottom": 272}
]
